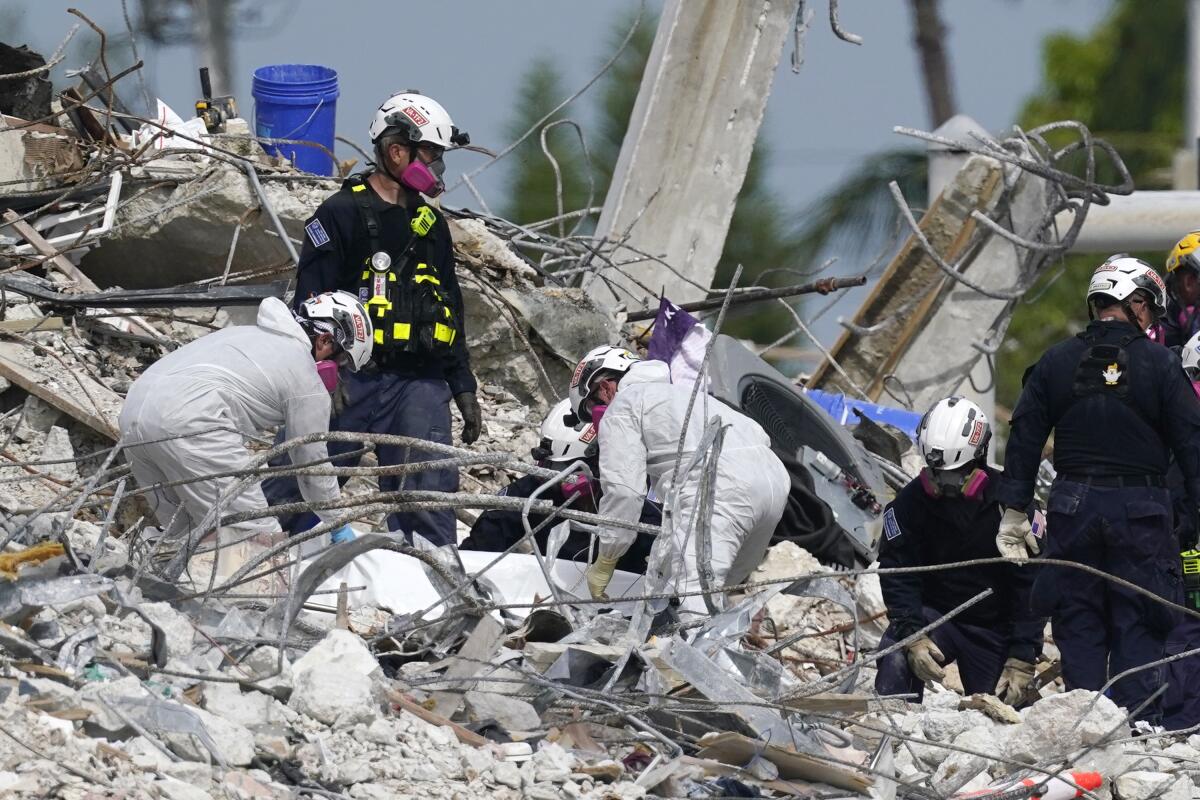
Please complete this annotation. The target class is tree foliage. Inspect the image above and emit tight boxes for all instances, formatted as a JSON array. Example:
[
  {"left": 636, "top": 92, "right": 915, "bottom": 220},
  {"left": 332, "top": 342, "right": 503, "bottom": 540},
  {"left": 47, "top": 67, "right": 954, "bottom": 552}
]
[{"left": 997, "top": 0, "right": 1184, "bottom": 411}]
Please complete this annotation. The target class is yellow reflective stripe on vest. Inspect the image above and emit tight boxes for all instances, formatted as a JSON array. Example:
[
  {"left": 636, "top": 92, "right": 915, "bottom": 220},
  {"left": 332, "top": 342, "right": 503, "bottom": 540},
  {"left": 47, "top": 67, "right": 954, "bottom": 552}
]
[
  {"left": 414, "top": 274, "right": 441, "bottom": 286},
  {"left": 393, "top": 323, "right": 411, "bottom": 341},
  {"left": 351, "top": 184, "right": 366, "bottom": 193},
  {"left": 433, "top": 323, "right": 455, "bottom": 344},
  {"left": 374, "top": 329, "right": 384, "bottom": 345}
]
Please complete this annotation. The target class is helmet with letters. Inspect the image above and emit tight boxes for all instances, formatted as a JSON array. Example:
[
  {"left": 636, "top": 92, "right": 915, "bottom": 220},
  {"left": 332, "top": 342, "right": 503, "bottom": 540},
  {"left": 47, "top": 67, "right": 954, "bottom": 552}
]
[
  {"left": 369, "top": 91, "right": 469, "bottom": 148},
  {"left": 296, "top": 291, "right": 373, "bottom": 371},
  {"left": 917, "top": 396, "right": 990, "bottom": 471},
  {"left": 1086, "top": 254, "right": 1167, "bottom": 319},
  {"left": 568, "top": 345, "right": 641, "bottom": 423}
]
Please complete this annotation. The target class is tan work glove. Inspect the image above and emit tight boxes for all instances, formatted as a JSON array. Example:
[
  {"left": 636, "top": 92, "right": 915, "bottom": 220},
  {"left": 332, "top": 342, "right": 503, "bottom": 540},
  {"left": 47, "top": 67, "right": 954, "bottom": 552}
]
[
  {"left": 905, "top": 635, "right": 946, "bottom": 683},
  {"left": 994, "top": 657, "right": 1036, "bottom": 705},
  {"left": 996, "top": 507, "right": 1042, "bottom": 560},
  {"left": 586, "top": 554, "right": 621, "bottom": 600}
]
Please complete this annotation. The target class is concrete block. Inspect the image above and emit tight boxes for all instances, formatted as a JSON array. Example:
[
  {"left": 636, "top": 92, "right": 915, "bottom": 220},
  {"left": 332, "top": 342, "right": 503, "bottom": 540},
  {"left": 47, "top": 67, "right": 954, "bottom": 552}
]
[{"left": 462, "top": 691, "right": 541, "bottom": 732}]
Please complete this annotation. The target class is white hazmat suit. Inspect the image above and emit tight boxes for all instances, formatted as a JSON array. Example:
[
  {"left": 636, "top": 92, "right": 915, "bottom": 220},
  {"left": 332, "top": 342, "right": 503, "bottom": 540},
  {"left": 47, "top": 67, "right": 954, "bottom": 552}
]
[
  {"left": 119, "top": 298, "right": 341, "bottom": 577},
  {"left": 595, "top": 360, "right": 790, "bottom": 613}
]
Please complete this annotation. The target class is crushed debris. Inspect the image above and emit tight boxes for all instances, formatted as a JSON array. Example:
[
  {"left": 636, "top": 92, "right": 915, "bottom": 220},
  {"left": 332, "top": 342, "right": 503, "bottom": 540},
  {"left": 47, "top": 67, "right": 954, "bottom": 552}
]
[{"left": 0, "top": 13, "right": 1185, "bottom": 800}]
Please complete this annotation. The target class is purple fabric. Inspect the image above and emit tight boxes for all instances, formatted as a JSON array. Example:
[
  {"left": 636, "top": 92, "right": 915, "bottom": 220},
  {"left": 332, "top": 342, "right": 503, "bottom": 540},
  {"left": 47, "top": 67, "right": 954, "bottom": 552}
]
[{"left": 647, "top": 297, "right": 699, "bottom": 363}]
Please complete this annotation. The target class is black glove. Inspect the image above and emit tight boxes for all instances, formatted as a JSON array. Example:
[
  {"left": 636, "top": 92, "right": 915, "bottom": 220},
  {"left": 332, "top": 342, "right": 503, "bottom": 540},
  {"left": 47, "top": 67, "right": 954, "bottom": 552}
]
[{"left": 454, "top": 392, "right": 482, "bottom": 445}]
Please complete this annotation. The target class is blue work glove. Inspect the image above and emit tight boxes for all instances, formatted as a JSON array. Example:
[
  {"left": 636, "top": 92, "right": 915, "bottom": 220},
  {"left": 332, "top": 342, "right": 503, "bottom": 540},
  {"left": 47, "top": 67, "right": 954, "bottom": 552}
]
[{"left": 330, "top": 525, "right": 357, "bottom": 544}]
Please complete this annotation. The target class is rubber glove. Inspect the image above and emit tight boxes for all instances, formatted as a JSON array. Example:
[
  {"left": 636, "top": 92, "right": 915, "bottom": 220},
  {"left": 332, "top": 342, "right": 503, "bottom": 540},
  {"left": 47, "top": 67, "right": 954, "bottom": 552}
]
[
  {"left": 996, "top": 507, "right": 1042, "bottom": 560},
  {"left": 586, "top": 554, "right": 621, "bottom": 600},
  {"left": 905, "top": 635, "right": 946, "bottom": 683},
  {"left": 994, "top": 657, "right": 1036, "bottom": 706},
  {"left": 330, "top": 525, "right": 357, "bottom": 544},
  {"left": 454, "top": 392, "right": 482, "bottom": 445}
]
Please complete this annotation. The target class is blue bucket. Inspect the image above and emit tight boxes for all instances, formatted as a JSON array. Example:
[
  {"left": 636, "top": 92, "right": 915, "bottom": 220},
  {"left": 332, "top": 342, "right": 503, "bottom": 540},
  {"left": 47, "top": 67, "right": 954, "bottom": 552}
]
[{"left": 252, "top": 64, "right": 339, "bottom": 176}]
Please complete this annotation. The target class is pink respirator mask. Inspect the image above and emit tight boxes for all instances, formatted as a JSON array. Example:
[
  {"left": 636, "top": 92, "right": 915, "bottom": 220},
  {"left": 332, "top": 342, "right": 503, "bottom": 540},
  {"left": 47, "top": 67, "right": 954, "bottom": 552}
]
[
  {"left": 561, "top": 473, "right": 595, "bottom": 500},
  {"left": 315, "top": 360, "right": 339, "bottom": 393},
  {"left": 399, "top": 158, "right": 445, "bottom": 197},
  {"left": 919, "top": 466, "right": 989, "bottom": 501}
]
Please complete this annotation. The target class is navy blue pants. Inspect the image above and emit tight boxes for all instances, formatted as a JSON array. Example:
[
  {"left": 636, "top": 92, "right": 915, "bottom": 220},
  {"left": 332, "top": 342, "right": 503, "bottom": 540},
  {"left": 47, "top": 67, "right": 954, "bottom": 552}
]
[
  {"left": 1033, "top": 480, "right": 1179, "bottom": 725},
  {"left": 875, "top": 606, "right": 1007, "bottom": 701},
  {"left": 263, "top": 372, "right": 458, "bottom": 547},
  {"left": 1164, "top": 613, "right": 1200, "bottom": 730}
]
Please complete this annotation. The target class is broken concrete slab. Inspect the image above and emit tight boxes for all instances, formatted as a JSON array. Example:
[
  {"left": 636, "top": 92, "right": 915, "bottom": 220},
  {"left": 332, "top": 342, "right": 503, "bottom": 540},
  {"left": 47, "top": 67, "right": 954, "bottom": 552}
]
[
  {"left": 462, "top": 690, "right": 542, "bottom": 732},
  {"left": 13, "top": 394, "right": 62, "bottom": 443},
  {"left": 1004, "top": 690, "right": 1127, "bottom": 763},
  {"left": 1114, "top": 772, "right": 1193, "bottom": 800},
  {"left": 288, "top": 630, "right": 382, "bottom": 726},
  {"left": 165, "top": 702, "right": 256, "bottom": 767},
  {"left": 40, "top": 425, "right": 76, "bottom": 481}
]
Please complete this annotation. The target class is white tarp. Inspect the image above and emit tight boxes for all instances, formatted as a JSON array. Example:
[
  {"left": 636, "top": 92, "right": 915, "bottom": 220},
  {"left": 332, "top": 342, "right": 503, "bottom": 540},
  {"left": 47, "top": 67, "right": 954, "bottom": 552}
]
[{"left": 301, "top": 548, "right": 645, "bottom": 620}]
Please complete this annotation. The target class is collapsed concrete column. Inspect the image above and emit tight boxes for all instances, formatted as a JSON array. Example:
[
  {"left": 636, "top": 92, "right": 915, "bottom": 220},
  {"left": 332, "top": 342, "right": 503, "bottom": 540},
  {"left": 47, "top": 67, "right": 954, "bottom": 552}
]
[{"left": 584, "top": 0, "right": 801, "bottom": 311}]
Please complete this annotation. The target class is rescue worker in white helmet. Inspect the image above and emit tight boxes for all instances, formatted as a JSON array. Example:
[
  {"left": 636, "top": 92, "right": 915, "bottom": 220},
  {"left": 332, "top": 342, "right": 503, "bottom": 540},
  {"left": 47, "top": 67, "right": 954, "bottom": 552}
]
[
  {"left": 998, "top": 254, "right": 1200, "bottom": 728},
  {"left": 875, "top": 397, "right": 1045, "bottom": 706},
  {"left": 266, "top": 90, "right": 477, "bottom": 548},
  {"left": 570, "top": 345, "right": 789, "bottom": 615},
  {"left": 460, "top": 399, "right": 660, "bottom": 571},
  {"left": 119, "top": 293, "right": 372, "bottom": 582}
]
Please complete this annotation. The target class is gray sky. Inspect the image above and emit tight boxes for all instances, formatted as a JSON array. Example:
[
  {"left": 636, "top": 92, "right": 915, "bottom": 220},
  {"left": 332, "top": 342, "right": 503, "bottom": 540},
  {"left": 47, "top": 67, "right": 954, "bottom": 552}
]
[{"left": 15, "top": 0, "right": 1110, "bottom": 210}]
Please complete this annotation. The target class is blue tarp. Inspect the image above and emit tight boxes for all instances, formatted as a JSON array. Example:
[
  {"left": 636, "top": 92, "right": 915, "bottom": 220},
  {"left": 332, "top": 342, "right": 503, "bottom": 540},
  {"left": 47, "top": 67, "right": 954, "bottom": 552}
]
[{"left": 803, "top": 388, "right": 921, "bottom": 440}]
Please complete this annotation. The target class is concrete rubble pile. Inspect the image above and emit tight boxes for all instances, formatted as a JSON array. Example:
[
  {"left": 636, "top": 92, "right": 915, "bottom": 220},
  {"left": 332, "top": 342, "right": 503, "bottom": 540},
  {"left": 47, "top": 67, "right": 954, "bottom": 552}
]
[{"left": 0, "top": 29, "right": 1190, "bottom": 800}]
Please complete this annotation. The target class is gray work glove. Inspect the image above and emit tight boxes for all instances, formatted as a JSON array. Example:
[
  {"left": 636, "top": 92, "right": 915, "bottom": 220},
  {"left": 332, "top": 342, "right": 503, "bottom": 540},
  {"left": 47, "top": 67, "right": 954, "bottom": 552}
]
[
  {"left": 332, "top": 380, "right": 350, "bottom": 418},
  {"left": 994, "top": 657, "right": 1036, "bottom": 706},
  {"left": 454, "top": 392, "right": 482, "bottom": 445},
  {"left": 996, "top": 507, "right": 1043, "bottom": 560},
  {"left": 905, "top": 635, "right": 946, "bottom": 683}
]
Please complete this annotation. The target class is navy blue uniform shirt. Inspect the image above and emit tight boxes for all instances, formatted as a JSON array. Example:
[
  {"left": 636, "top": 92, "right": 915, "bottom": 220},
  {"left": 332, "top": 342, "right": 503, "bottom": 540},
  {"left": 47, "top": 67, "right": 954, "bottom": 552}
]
[
  {"left": 294, "top": 173, "right": 477, "bottom": 396},
  {"left": 879, "top": 467, "right": 1044, "bottom": 663},
  {"left": 999, "top": 319, "right": 1200, "bottom": 511}
]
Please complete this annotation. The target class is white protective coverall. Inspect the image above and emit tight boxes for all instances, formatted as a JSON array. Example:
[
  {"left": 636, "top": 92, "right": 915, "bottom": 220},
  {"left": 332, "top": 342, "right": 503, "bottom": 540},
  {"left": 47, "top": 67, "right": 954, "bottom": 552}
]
[
  {"left": 595, "top": 360, "right": 790, "bottom": 613},
  {"left": 119, "top": 298, "right": 340, "bottom": 576}
]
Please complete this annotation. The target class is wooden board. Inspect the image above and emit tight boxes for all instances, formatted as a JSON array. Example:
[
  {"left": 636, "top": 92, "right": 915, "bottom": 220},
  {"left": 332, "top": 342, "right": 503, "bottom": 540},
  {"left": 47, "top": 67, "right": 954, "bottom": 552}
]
[
  {"left": 389, "top": 691, "right": 489, "bottom": 748},
  {"left": 696, "top": 731, "right": 873, "bottom": 794},
  {"left": 808, "top": 160, "right": 1004, "bottom": 399},
  {"left": 0, "top": 341, "right": 121, "bottom": 439}
]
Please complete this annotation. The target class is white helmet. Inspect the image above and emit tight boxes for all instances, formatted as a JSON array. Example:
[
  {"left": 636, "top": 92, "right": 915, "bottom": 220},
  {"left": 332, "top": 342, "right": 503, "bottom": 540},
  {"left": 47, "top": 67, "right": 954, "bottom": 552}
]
[
  {"left": 568, "top": 345, "right": 641, "bottom": 422},
  {"left": 1184, "top": 331, "right": 1200, "bottom": 380},
  {"left": 917, "top": 396, "right": 990, "bottom": 471},
  {"left": 369, "top": 90, "right": 468, "bottom": 149},
  {"left": 296, "top": 291, "right": 374, "bottom": 371},
  {"left": 533, "top": 399, "right": 598, "bottom": 463},
  {"left": 1086, "top": 255, "right": 1168, "bottom": 318}
]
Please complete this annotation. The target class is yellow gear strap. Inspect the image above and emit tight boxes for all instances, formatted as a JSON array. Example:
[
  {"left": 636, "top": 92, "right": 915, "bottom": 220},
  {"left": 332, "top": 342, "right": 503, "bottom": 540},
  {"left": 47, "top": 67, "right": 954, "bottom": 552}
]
[
  {"left": 433, "top": 323, "right": 455, "bottom": 345},
  {"left": 393, "top": 322, "right": 412, "bottom": 341}
]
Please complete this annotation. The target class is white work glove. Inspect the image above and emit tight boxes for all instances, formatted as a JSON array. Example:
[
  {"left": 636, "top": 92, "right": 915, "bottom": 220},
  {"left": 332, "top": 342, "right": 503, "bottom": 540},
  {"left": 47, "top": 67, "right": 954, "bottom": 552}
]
[
  {"left": 586, "top": 554, "right": 620, "bottom": 600},
  {"left": 994, "top": 657, "right": 1036, "bottom": 706},
  {"left": 996, "top": 507, "right": 1043, "bottom": 560},
  {"left": 905, "top": 635, "right": 946, "bottom": 683}
]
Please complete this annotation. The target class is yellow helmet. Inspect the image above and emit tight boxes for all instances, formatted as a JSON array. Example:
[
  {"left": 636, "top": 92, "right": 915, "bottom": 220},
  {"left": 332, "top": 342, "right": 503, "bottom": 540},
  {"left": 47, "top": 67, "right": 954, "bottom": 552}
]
[{"left": 1166, "top": 230, "right": 1200, "bottom": 275}]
